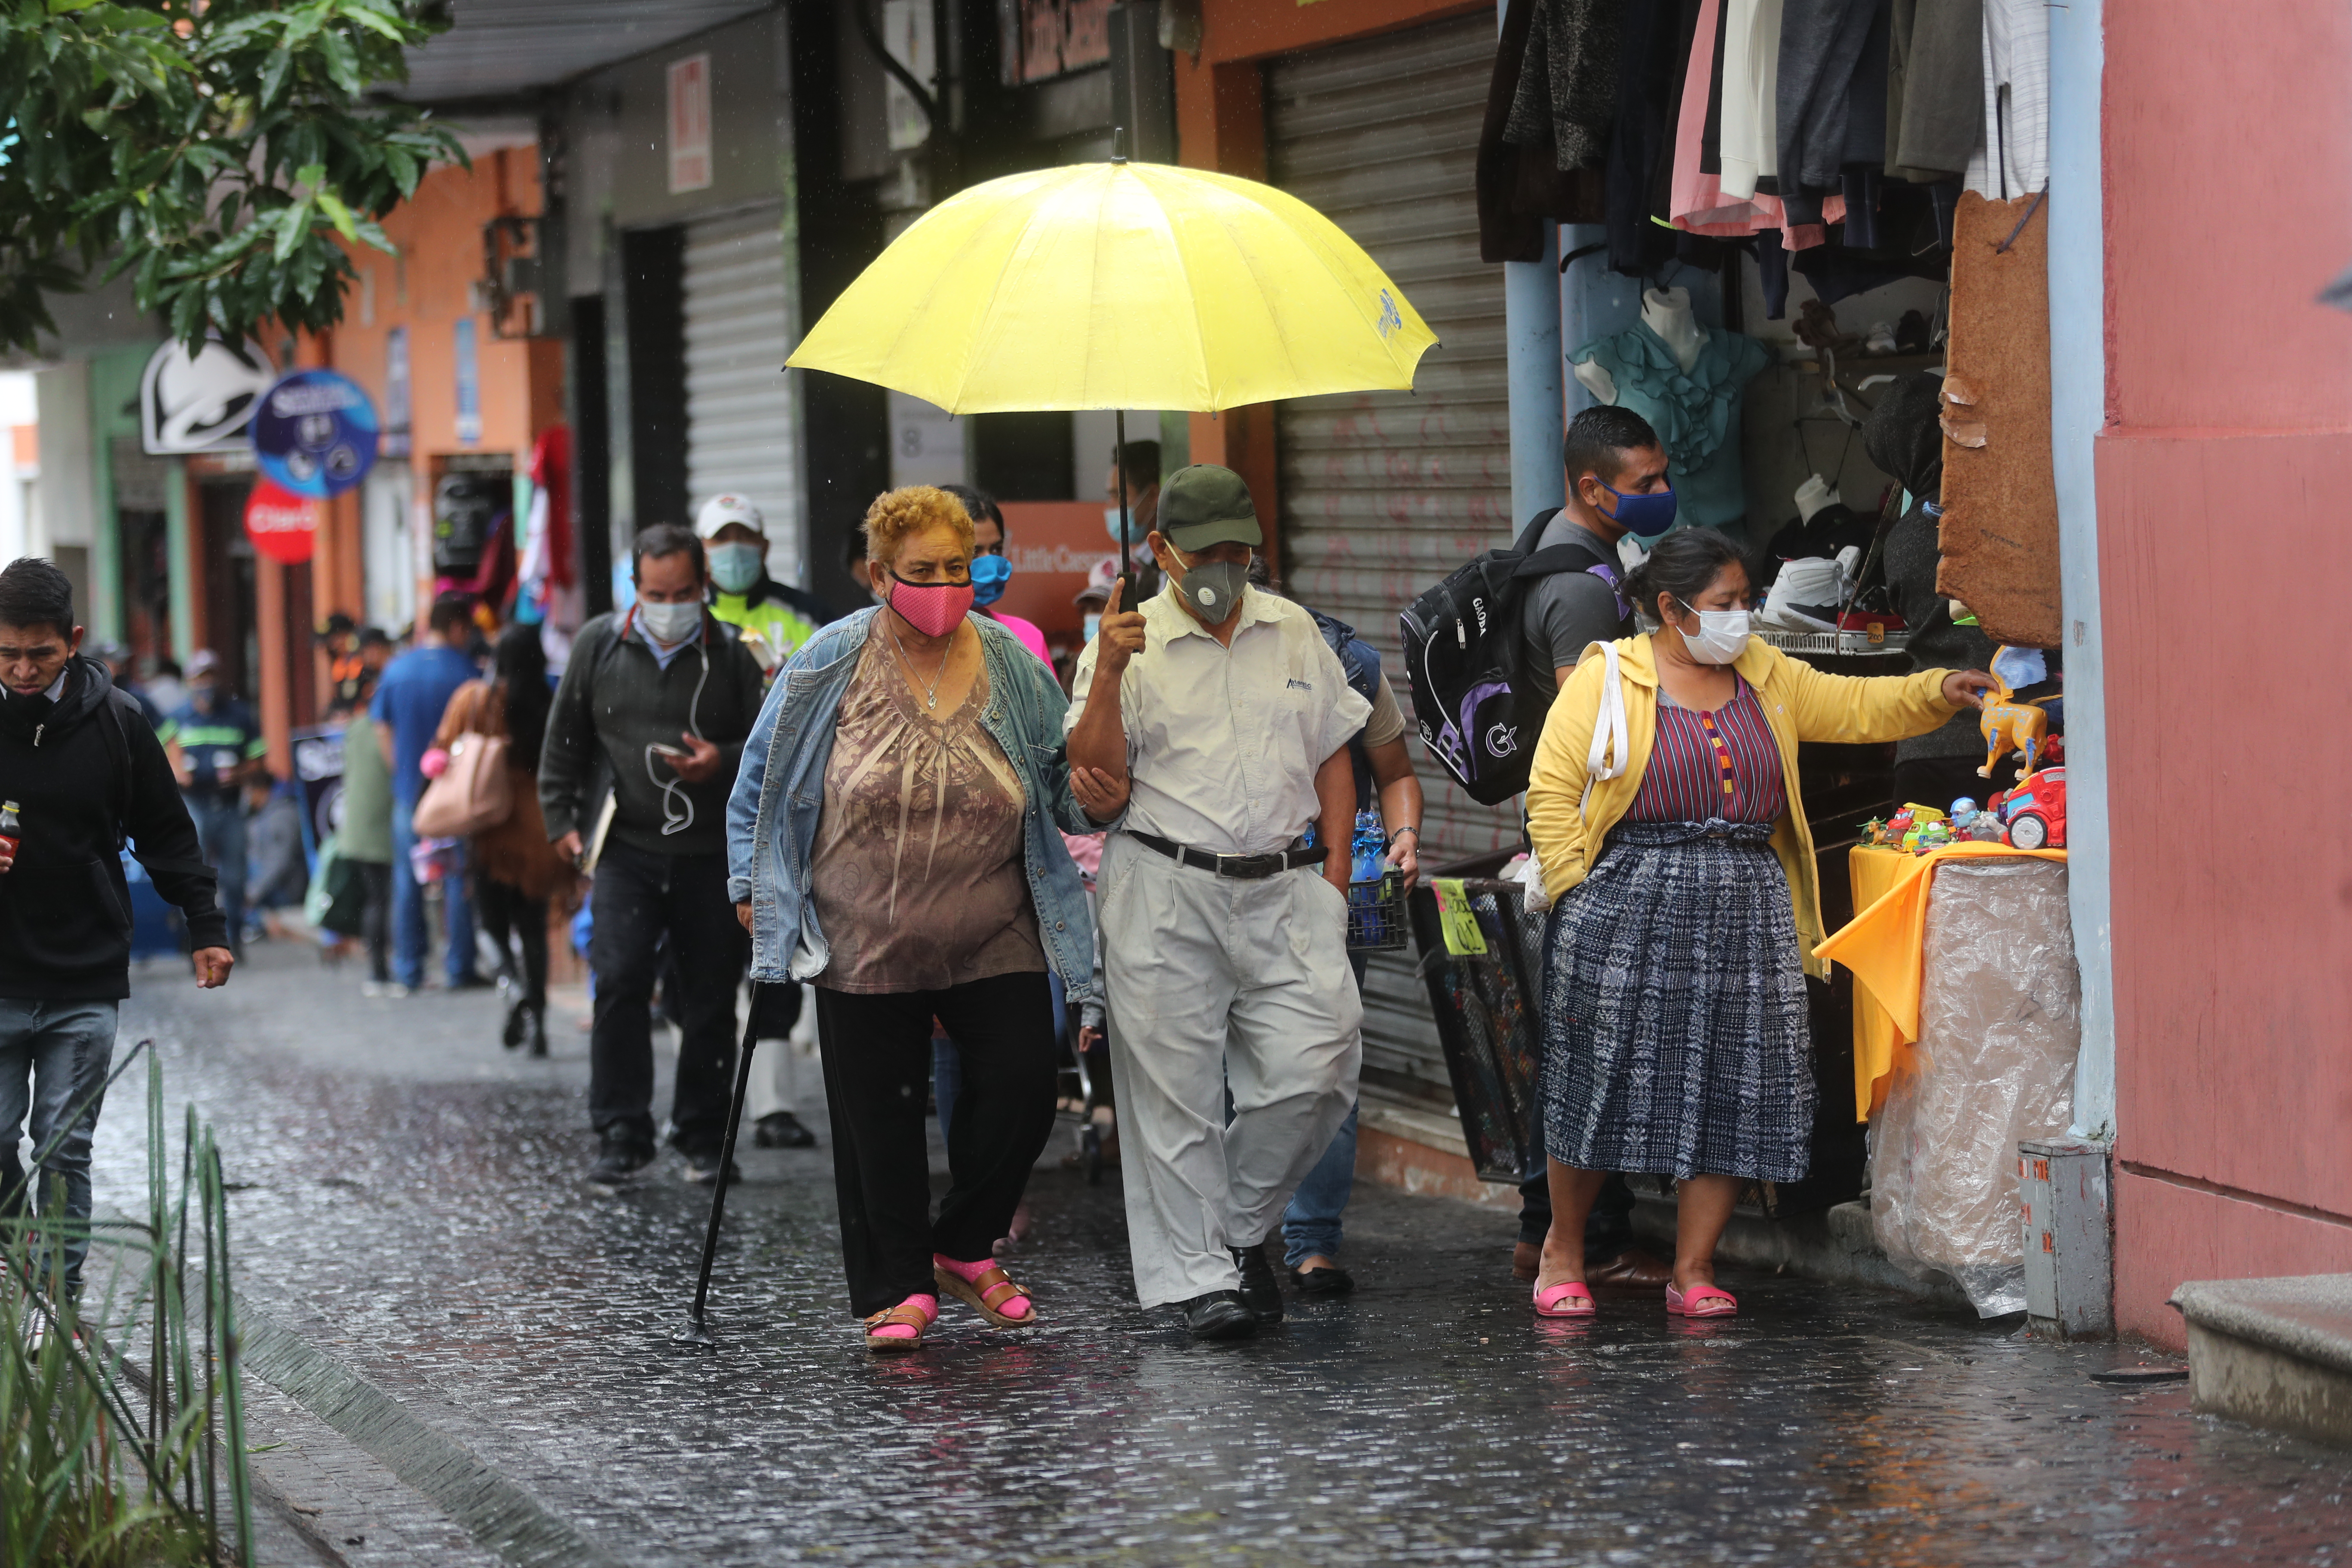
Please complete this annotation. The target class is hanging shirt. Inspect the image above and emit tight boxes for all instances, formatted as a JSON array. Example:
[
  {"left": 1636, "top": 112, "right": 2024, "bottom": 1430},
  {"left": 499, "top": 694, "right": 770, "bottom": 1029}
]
[
  {"left": 1963, "top": 0, "right": 2049, "bottom": 200},
  {"left": 1716, "top": 0, "right": 1785, "bottom": 201}
]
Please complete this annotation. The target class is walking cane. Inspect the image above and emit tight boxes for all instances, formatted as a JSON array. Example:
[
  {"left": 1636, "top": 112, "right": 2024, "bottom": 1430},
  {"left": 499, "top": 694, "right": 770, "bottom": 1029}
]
[{"left": 676, "top": 982, "right": 764, "bottom": 1349}]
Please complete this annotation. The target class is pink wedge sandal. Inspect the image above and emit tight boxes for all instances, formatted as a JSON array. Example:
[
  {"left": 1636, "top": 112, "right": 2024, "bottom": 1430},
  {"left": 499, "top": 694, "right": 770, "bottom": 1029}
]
[
  {"left": 1533, "top": 1280, "right": 1597, "bottom": 1318},
  {"left": 1665, "top": 1283, "right": 1738, "bottom": 1318}
]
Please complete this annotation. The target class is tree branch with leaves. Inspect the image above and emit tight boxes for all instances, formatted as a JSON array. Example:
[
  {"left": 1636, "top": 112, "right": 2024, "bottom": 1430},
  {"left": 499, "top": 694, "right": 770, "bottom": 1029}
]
[{"left": 0, "top": 0, "right": 465, "bottom": 355}]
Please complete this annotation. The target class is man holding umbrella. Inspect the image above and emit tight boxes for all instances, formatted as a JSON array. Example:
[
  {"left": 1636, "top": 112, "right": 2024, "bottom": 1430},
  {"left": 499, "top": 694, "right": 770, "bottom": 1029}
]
[{"left": 1066, "top": 464, "right": 1368, "bottom": 1341}]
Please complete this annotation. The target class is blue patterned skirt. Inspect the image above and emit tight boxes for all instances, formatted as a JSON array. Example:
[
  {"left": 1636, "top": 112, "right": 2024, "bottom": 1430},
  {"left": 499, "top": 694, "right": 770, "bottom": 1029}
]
[{"left": 1540, "top": 820, "right": 1813, "bottom": 1183}]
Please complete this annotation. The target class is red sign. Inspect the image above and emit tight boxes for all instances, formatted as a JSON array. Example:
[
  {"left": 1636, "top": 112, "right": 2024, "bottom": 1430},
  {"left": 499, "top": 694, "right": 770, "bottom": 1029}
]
[
  {"left": 244, "top": 479, "right": 319, "bottom": 565},
  {"left": 995, "top": 502, "right": 1122, "bottom": 652}
]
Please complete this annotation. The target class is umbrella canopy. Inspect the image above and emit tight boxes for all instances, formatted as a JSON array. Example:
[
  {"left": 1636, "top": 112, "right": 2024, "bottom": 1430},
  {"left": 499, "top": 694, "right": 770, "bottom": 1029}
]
[{"left": 786, "top": 160, "right": 1437, "bottom": 415}]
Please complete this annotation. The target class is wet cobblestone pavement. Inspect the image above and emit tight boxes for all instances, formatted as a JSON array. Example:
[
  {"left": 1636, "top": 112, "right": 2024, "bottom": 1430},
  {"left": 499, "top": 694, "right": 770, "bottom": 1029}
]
[{"left": 83, "top": 944, "right": 2352, "bottom": 1565}]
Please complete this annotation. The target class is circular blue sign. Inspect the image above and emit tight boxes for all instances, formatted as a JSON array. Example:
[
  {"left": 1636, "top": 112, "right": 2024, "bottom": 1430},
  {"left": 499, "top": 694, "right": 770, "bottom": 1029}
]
[{"left": 251, "top": 370, "right": 379, "bottom": 499}]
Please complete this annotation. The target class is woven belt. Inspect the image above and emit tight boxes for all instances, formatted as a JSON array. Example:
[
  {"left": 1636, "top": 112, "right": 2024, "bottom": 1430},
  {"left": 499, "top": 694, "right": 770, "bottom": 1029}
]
[{"left": 1128, "top": 830, "right": 1327, "bottom": 880}]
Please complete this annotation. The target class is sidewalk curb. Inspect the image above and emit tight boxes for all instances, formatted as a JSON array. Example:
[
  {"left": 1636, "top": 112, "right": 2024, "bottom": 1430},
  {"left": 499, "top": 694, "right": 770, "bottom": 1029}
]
[{"left": 233, "top": 1292, "right": 630, "bottom": 1568}]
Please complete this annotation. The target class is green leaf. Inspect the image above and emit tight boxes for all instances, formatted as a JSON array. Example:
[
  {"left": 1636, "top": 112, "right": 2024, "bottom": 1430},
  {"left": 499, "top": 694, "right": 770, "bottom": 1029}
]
[
  {"left": 258, "top": 46, "right": 289, "bottom": 107},
  {"left": 315, "top": 188, "right": 356, "bottom": 240},
  {"left": 271, "top": 199, "right": 309, "bottom": 262}
]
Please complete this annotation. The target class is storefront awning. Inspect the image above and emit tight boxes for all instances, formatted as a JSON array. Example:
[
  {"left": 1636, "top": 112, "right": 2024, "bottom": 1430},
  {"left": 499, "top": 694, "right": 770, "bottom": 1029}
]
[{"left": 397, "top": 0, "right": 772, "bottom": 102}]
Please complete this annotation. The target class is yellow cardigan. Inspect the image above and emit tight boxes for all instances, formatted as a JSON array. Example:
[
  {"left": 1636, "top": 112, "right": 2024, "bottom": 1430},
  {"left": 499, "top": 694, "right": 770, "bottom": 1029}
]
[{"left": 1525, "top": 634, "right": 1960, "bottom": 980}]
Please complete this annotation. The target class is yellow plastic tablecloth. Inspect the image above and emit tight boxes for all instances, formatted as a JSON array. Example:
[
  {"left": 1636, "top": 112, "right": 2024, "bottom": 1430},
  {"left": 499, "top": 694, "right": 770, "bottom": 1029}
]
[{"left": 1815, "top": 842, "right": 2069, "bottom": 1122}]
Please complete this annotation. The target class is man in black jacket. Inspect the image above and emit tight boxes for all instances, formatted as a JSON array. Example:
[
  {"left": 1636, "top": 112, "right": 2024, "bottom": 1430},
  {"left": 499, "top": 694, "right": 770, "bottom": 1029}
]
[
  {"left": 540, "top": 526, "right": 766, "bottom": 1187},
  {"left": 0, "top": 558, "right": 233, "bottom": 1296}
]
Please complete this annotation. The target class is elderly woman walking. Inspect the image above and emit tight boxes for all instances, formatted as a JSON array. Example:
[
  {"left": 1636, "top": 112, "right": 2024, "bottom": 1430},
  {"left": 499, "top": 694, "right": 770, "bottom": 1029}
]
[
  {"left": 729, "top": 485, "right": 1125, "bottom": 1352},
  {"left": 1524, "top": 528, "right": 1994, "bottom": 1319}
]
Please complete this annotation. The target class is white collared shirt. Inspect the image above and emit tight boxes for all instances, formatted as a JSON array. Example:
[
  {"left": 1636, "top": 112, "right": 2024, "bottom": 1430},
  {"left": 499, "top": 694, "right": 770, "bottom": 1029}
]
[{"left": 1068, "top": 584, "right": 1370, "bottom": 856}]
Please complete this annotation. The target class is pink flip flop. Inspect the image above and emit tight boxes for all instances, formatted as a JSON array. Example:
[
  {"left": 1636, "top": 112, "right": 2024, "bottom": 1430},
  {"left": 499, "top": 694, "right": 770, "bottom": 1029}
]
[
  {"left": 1533, "top": 1280, "right": 1597, "bottom": 1318},
  {"left": 1665, "top": 1283, "right": 1738, "bottom": 1318}
]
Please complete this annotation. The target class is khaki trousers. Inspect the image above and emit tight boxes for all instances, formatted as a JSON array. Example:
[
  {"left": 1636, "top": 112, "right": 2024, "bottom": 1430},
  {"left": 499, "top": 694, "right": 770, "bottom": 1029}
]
[{"left": 1099, "top": 833, "right": 1363, "bottom": 1309}]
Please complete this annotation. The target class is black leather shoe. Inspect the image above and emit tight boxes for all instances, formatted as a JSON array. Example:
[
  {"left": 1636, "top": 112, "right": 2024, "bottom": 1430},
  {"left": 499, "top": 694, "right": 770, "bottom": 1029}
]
[
  {"left": 1177, "top": 1290, "right": 1259, "bottom": 1341},
  {"left": 1231, "top": 1242, "right": 1284, "bottom": 1322},
  {"left": 1288, "top": 1263, "right": 1355, "bottom": 1297},
  {"left": 683, "top": 1151, "right": 742, "bottom": 1187},
  {"left": 588, "top": 1135, "right": 655, "bottom": 1188},
  {"left": 753, "top": 1111, "right": 818, "bottom": 1149}
]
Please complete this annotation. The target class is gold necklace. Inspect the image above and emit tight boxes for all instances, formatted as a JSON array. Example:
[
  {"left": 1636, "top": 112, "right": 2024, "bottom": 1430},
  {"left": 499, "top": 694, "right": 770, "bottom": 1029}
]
[{"left": 887, "top": 622, "right": 952, "bottom": 710}]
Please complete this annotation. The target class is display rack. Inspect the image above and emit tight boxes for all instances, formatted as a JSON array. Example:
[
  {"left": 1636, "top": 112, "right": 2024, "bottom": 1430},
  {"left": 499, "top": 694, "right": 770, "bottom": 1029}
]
[{"left": 1754, "top": 625, "right": 1913, "bottom": 658}]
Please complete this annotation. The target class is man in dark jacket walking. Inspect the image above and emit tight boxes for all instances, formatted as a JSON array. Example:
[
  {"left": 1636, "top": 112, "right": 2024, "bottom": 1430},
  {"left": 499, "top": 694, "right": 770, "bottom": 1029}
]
[
  {"left": 0, "top": 558, "right": 233, "bottom": 1296},
  {"left": 540, "top": 526, "right": 766, "bottom": 1186}
]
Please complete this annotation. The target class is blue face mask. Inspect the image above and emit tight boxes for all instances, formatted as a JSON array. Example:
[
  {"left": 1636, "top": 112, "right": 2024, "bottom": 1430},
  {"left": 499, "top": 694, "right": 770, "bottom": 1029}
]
[
  {"left": 1105, "top": 506, "right": 1147, "bottom": 549},
  {"left": 1592, "top": 478, "right": 1678, "bottom": 546},
  {"left": 969, "top": 552, "right": 1012, "bottom": 608}
]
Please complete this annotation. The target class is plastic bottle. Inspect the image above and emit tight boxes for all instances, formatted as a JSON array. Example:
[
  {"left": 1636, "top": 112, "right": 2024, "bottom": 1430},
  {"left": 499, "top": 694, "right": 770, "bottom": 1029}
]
[{"left": 1350, "top": 809, "right": 1386, "bottom": 885}]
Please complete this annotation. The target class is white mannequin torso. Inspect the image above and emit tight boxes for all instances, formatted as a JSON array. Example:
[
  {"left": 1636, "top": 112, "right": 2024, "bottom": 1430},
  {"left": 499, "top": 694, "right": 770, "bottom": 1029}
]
[{"left": 1572, "top": 286, "right": 1706, "bottom": 404}]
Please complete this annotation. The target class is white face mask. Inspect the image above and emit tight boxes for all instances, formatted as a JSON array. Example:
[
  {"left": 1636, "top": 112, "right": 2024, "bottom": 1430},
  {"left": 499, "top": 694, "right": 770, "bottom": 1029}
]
[
  {"left": 637, "top": 599, "right": 702, "bottom": 646},
  {"left": 1675, "top": 599, "right": 1751, "bottom": 665},
  {"left": 1083, "top": 611, "right": 1102, "bottom": 643}
]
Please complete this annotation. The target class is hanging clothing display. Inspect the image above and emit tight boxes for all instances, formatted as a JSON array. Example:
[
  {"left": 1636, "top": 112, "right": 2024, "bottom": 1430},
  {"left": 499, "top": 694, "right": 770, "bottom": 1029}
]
[
  {"left": 1885, "top": 0, "right": 1984, "bottom": 183},
  {"left": 1570, "top": 321, "right": 1770, "bottom": 529},
  {"left": 1670, "top": 0, "right": 1842, "bottom": 244},
  {"left": 1503, "top": 0, "right": 1627, "bottom": 172},
  {"left": 1776, "top": 0, "right": 1885, "bottom": 223},
  {"left": 1963, "top": 0, "right": 2048, "bottom": 199},
  {"left": 1717, "top": 0, "right": 1785, "bottom": 202},
  {"left": 1607, "top": 0, "right": 1699, "bottom": 272},
  {"left": 1479, "top": 0, "right": 1606, "bottom": 261}
]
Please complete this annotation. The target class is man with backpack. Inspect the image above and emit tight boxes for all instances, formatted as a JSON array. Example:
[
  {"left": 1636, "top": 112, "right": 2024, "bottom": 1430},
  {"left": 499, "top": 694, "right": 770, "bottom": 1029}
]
[
  {"left": 1398, "top": 406, "right": 1679, "bottom": 1294},
  {"left": 0, "top": 558, "right": 234, "bottom": 1299}
]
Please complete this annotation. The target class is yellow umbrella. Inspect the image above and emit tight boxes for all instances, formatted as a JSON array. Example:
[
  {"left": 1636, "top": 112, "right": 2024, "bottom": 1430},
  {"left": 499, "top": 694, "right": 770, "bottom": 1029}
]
[{"left": 785, "top": 159, "right": 1437, "bottom": 414}]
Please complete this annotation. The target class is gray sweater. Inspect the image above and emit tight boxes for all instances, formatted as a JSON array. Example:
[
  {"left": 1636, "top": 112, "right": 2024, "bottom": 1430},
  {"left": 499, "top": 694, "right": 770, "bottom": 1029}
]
[{"left": 539, "top": 611, "right": 766, "bottom": 858}]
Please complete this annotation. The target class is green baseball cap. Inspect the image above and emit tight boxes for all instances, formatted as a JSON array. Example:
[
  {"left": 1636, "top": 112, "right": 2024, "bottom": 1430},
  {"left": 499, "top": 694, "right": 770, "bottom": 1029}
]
[{"left": 1157, "top": 464, "right": 1264, "bottom": 551}]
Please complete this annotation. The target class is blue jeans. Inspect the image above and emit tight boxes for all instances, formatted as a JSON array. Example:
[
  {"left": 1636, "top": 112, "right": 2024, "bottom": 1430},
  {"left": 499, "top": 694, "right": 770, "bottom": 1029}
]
[
  {"left": 1280, "top": 950, "right": 1369, "bottom": 1268},
  {"left": 0, "top": 998, "right": 119, "bottom": 1295},
  {"left": 184, "top": 794, "right": 246, "bottom": 950},
  {"left": 389, "top": 808, "right": 478, "bottom": 990}
]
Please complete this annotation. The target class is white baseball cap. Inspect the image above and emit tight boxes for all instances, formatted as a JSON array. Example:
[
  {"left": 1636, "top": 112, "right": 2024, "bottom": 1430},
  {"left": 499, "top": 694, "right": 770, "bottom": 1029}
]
[{"left": 694, "top": 494, "right": 766, "bottom": 540}]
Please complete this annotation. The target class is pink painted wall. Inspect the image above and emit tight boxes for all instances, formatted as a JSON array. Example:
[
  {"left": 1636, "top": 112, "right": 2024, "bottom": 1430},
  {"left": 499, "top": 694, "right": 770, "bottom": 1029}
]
[{"left": 2100, "top": 0, "right": 2352, "bottom": 1347}]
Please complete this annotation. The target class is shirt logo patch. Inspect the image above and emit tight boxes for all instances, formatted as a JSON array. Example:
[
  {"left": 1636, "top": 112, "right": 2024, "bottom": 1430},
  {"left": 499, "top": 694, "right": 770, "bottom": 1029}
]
[{"left": 1286, "top": 678, "right": 1313, "bottom": 692}]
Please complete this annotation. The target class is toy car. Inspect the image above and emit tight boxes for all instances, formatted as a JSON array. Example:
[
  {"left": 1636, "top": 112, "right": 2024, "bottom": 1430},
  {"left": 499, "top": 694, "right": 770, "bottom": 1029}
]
[{"left": 1990, "top": 767, "right": 2067, "bottom": 851}]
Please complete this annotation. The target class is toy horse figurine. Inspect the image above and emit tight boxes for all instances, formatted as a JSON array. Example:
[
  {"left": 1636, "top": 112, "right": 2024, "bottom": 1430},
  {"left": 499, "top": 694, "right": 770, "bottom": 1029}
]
[{"left": 1978, "top": 647, "right": 2054, "bottom": 778}]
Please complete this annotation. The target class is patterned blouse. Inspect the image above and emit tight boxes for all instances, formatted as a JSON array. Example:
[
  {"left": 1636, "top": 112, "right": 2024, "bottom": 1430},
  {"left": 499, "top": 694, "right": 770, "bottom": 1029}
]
[{"left": 1625, "top": 677, "right": 1786, "bottom": 825}]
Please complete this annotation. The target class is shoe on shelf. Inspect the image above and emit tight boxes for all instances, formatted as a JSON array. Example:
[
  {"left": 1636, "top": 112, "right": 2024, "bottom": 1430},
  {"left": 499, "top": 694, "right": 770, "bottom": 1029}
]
[
  {"left": 1288, "top": 1260, "right": 1356, "bottom": 1297},
  {"left": 1177, "top": 1290, "right": 1258, "bottom": 1341},
  {"left": 1586, "top": 1248, "right": 1675, "bottom": 1293},
  {"left": 752, "top": 1111, "right": 817, "bottom": 1149},
  {"left": 588, "top": 1134, "right": 656, "bottom": 1188},
  {"left": 683, "top": 1150, "right": 741, "bottom": 1187},
  {"left": 1230, "top": 1240, "right": 1283, "bottom": 1323}
]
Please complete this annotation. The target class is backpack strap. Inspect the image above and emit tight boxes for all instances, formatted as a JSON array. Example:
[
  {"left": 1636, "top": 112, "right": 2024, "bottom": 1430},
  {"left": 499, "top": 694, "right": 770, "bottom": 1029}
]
[{"left": 98, "top": 690, "right": 135, "bottom": 848}]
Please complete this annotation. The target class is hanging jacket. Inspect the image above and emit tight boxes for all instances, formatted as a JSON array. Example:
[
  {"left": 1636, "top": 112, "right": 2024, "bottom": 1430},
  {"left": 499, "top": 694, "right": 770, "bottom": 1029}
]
[
  {"left": 1525, "top": 633, "right": 1957, "bottom": 978},
  {"left": 0, "top": 657, "right": 228, "bottom": 998}
]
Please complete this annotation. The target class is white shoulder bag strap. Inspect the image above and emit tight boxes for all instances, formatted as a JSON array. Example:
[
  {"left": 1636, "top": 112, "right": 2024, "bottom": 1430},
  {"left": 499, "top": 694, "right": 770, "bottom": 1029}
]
[{"left": 1579, "top": 639, "right": 1629, "bottom": 817}]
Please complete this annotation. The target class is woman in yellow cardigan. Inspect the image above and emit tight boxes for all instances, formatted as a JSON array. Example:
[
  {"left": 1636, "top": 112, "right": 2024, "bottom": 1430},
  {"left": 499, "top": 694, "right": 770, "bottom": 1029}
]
[{"left": 1523, "top": 529, "right": 1994, "bottom": 1319}]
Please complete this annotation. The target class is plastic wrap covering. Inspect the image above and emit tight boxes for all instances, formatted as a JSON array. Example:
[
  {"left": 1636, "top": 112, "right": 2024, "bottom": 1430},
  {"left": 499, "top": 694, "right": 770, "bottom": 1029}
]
[
  {"left": 1405, "top": 879, "right": 1545, "bottom": 1183},
  {"left": 1869, "top": 859, "right": 2080, "bottom": 1316}
]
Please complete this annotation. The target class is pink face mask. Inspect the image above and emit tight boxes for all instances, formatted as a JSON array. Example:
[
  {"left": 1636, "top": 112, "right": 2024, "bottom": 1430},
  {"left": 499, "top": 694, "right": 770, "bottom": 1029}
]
[{"left": 887, "top": 574, "right": 975, "bottom": 638}]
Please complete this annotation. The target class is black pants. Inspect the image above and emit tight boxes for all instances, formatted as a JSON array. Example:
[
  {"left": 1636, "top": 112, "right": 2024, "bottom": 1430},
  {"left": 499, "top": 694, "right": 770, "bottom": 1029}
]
[
  {"left": 356, "top": 861, "right": 393, "bottom": 984},
  {"left": 588, "top": 841, "right": 744, "bottom": 1151},
  {"left": 815, "top": 971, "right": 1058, "bottom": 1317},
  {"left": 475, "top": 876, "right": 548, "bottom": 1011}
]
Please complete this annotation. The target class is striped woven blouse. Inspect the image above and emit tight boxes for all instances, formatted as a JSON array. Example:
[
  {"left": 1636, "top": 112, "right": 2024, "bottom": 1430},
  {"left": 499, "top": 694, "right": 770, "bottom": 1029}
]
[{"left": 1625, "top": 677, "right": 1786, "bottom": 825}]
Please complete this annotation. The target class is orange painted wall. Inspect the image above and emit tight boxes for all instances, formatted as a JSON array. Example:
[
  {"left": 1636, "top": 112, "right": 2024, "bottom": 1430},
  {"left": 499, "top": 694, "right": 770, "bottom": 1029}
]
[
  {"left": 2098, "top": 0, "right": 2352, "bottom": 1345},
  {"left": 1173, "top": 0, "right": 1483, "bottom": 575}
]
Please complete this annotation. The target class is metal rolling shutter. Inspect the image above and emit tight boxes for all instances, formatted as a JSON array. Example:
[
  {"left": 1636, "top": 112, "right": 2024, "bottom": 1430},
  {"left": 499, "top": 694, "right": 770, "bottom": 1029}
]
[
  {"left": 1270, "top": 17, "right": 1516, "bottom": 1104},
  {"left": 684, "top": 204, "right": 802, "bottom": 581}
]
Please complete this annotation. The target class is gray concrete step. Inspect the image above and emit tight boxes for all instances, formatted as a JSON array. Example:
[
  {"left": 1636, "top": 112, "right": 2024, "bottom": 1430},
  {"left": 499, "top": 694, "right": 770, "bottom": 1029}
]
[{"left": 2172, "top": 1274, "right": 2352, "bottom": 1447}]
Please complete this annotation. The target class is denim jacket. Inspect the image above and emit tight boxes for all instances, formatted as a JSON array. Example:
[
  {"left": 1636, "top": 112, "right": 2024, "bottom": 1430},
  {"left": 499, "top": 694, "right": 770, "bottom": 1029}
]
[{"left": 726, "top": 608, "right": 1103, "bottom": 1002}]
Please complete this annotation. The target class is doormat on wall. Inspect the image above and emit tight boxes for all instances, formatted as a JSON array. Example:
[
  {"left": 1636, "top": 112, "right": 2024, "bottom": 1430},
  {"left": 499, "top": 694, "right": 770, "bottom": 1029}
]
[{"left": 1938, "top": 190, "right": 2062, "bottom": 649}]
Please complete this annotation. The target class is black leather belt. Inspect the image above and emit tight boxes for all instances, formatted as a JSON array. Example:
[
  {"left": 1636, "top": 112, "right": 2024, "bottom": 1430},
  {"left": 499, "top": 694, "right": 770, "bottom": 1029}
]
[{"left": 1128, "top": 830, "right": 1327, "bottom": 880}]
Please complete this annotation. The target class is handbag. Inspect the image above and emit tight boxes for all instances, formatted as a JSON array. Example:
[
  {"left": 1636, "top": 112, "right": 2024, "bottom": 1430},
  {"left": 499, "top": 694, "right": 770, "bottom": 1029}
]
[{"left": 411, "top": 731, "right": 514, "bottom": 837}]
